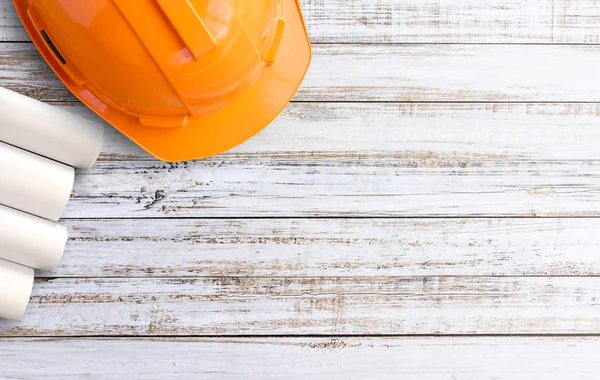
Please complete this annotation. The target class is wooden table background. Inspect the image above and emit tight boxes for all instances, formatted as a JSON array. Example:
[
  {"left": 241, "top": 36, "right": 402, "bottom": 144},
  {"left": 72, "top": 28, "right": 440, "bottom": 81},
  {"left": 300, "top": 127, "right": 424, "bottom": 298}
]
[{"left": 2, "top": 0, "right": 600, "bottom": 378}]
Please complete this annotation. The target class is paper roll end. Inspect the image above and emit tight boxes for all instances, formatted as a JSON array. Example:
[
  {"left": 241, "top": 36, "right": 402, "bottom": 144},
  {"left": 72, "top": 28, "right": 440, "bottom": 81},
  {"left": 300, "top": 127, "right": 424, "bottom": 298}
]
[
  {"left": 0, "top": 86, "right": 106, "bottom": 170},
  {"left": 78, "top": 124, "right": 105, "bottom": 170},
  {"left": 40, "top": 223, "right": 69, "bottom": 272},
  {"left": 0, "top": 260, "right": 34, "bottom": 321}
]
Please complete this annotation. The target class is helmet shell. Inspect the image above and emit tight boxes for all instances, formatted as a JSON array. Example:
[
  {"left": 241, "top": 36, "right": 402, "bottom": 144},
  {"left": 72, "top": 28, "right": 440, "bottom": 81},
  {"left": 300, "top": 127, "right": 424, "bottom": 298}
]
[{"left": 14, "top": 0, "right": 312, "bottom": 161}]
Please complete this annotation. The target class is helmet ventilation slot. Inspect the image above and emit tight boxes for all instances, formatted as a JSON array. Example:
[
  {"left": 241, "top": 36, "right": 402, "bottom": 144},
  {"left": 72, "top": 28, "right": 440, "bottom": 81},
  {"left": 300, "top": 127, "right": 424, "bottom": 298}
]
[{"left": 40, "top": 29, "right": 67, "bottom": 65}]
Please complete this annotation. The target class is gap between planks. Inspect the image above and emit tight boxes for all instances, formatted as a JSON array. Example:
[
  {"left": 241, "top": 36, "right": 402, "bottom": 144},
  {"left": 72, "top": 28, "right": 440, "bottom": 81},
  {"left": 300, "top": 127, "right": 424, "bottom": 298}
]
[{"left": 6, "top": 334, "right": 600, "bottom": 338}]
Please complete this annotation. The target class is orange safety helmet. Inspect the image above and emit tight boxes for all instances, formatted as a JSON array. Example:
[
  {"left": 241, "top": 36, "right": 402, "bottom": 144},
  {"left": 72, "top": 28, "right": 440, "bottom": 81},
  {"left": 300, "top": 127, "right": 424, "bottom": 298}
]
[{"left": 13, "top": 0, "right": 312, "bottom": 161}]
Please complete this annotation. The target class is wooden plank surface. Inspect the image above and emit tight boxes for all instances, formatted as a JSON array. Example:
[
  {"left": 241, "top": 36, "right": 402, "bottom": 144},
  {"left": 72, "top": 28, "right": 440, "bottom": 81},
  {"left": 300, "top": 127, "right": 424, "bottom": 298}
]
[
  {"left": 3, "top": 0, "right": 600, "bottom": 375},
  {"left": 64, "top": 158, "right": 600, "bottom": 218},
  {"left": 4, "top": 44, "right": 600, "bottom": 102},
  {"left": 1, "top": 337, "right": 599, "bottom": 380},
  {"left": 1, "top": 276, "right": 600, "bottom": 336},
  {"left": 50, "top": 102, "right": 600, "bottom": 162},
  {"left": 51, "top": 102, "right": 600, "bottom": 218},
  {"left": 50, "top": 218, "right": 600, "bottom": 278},
  {"left": 0, "top": 0, "right": 25, "bottom": 42},
  {"left": 4, "top": 0, "right": 600, "bottom": 44}
]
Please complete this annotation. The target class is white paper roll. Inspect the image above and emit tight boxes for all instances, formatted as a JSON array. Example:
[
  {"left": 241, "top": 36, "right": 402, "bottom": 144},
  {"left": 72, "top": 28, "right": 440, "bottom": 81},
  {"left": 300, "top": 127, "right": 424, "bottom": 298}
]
[
  {"left": 0, "top": 204, "right": 68, "bottom": 272},
  {"left": 0, "top": 87, "right": 104, "bottom": 169},
  {"left": 0, "top": 142, "right": 74, "bottom": 221},
  {"left": 0, "top": 259, "right": 34, "bottom": 321}
]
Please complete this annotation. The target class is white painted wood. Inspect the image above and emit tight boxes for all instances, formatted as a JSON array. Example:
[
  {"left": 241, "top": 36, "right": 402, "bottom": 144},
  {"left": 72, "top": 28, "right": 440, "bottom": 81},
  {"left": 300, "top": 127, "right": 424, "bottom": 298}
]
[
  {"left": 303, "top": 44, "right": 600, "bottom": 102},
  {"left": 64, "top": 158, "right": 600, "bottom": 218},
  {"left": 51, "top": 218, "right": 600, "bottom": 278},
  {"left": 0, "top": 0, "right": 27, "bottom": 41},
  {"left": 1, "top": 337, "right": 599, "bottom": 379},
  {"left": 5, "top": 2, "right": 600, "bottom": 370},
  {"left": 4, "top": 44, "right": 600, "bottom": 102},
  {"left": 302, "top": 0, "right": 600, "bottom": 44},
  {"left": 1, "top": 276, "right": 600, "bottom": 335},
  {"left": 4, "top": 0, "right": 600, "bottom": 43},
  {"left": 52, "top": 102, "right": 600, "bottom": 162}
]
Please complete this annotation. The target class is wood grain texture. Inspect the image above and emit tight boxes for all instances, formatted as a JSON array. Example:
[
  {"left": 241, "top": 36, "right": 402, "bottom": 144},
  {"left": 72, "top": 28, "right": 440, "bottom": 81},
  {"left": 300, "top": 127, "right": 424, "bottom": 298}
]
[
  {"left": 51, "top": 102, "right": 600, "bottom": 162},
  {"left": 0, "top": 0, "right": 26, "bottom": 42},
  {"left": 4, "top": 44, "right": 600, "bottom": 102},
  {"left": 56, "top": 101, "right": 600, "bottom": 218},
  {"left": 4, "top": 3, "right": 600, "bottom": 374},
  {"left": 48, "top": 218, "right": 600, "bottom": 278},
  {"left": 1, "top": 337, "right": 599, "bottom": 379},
  {"left": 1, "top": 276, "right": 600, "bottom": 336},
  {"left": 4, "top": 0, "right": 600, "bottom": 43},
  {"left": 64, "top": 158, "right": 600, "bottom": 218}
]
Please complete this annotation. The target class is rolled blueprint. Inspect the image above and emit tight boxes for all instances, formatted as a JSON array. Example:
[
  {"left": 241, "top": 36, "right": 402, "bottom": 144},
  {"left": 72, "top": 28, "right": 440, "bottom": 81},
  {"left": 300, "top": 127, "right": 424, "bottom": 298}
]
[
  {"left": 0, "top": 204, "right": 68, "bottom": 272},
  {"left": 0, "top": 86, "right": 104, "bottom": 169},
  {"left": 0, "top": 259, "right": 34, "bottom": 321},
  {"left": 0, "top": 142, "right": 74, "bottom": 221}
]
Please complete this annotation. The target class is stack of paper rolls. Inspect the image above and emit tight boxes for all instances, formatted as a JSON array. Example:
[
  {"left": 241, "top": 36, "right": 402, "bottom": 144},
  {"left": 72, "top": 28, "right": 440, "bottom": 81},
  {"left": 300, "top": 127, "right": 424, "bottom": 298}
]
[{"left": 0, "top": 87, "right": 104, "bottom": 321}]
